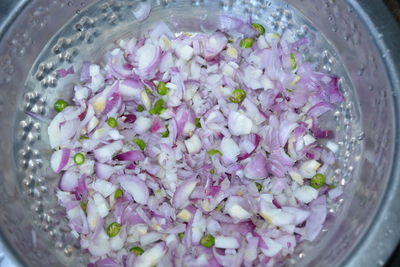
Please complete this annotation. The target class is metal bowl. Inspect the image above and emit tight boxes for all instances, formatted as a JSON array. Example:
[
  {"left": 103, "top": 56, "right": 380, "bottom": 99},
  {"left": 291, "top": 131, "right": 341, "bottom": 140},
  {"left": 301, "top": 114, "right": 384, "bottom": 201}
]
[{"left": 0, "top": 0, "right": 399, "bottom": 266}]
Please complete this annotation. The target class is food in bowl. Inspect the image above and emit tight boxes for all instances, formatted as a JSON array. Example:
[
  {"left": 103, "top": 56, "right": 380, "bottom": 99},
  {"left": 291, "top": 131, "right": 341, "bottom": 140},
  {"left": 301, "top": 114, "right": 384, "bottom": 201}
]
[{"left": 46, "top": 7, "right": 344, "bottom": 266}]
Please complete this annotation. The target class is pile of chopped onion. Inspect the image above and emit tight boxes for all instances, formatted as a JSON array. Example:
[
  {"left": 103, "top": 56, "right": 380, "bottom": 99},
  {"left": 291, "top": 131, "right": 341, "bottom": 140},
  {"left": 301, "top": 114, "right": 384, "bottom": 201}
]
[{"left": 48, "top": 11, "right": 344, "bottom": 267}]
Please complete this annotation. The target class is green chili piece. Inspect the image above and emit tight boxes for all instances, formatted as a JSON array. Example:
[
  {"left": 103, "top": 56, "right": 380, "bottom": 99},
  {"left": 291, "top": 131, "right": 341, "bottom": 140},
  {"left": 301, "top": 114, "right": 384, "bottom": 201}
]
[
  {"left": 229, "top": 89, "right": 246, "bottom": 103},
  {"left": 310, "top": 173, "right": 325, "bottom": 189},
  {"left": 255, "top": 182, "right": 263, "bottom": 192},
  {"left": 208, "top": 149, "right": 223, "bottom": 156},
  {"left": 107, "top": 117, "right": 118, "bottom": 128},
  {"left": 73, "top": 153, "right": 85, "bottom": 165},
  {"left": 80, "top": 202, "right": 87, "bottom": 215},
  {"left": 106, "top": 222, "right": 121, "bottom": 238},
  {"left": 240, "top": 37, "right": 254, "bottom": 48},
  {"left": 130, "top": 246, "right": 144, "bottom": 256},
  {"left": 252, "top": 23, "right": 265, "bottom": 35},
  {"left": 157, "top": 81, "right": 168, "bottom": 96},
  {"left": 290, "top": 53, "right": 297, "bottom": 70},
  {"left": 149, "top": 99, "right": 165, "bottom": 115},
  {"left": 194, "top": 118, "right": 202, "bottom": 128},
  {"left": 161, "top": 125, "right": 169, "bottom": 138},
  {"left": 79, "top": 135, "right": 89, "bottom": 141},
  {"left": 200, "top": 234, "right": 215, "bottom": 248},
  {"left": 144, "top": 85, "right": 152, "bottom": 95},
  {"left": 133, "top": 138, "right": 146, "bottom": 151},
  {"left": 54, "top": 99, "right": 69, "bottom": 112},
  {"left": 136, "top": 104, "right": 145, "bottom": 112},
  {"left": 114, "top": 188, "right": 123, "bottom": 199}
]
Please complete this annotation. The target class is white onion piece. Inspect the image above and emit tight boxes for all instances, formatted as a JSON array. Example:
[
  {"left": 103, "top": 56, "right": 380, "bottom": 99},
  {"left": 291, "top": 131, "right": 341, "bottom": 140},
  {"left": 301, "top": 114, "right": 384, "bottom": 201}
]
[
  {"left": 94, "top": 141, "right": 123, "bottom": 163},
  {"left": 220, "top": 137, "right": 240, "bottom": 161},
  {"left": 60, "top": 171, "right": 79, "bottom": 192},
  {"left": 261, "top": 237, "right": 283, "bottom": 257},
  {"left": 215, "top": 236, "right": 240, "bottom": 249},
  {"left": 93, "top": 193, "right": 110, "bottom": 218},
  {"left": 95, "top": 163, "right": 120, "bottom": 180},
  {"left": 88, "top": 230, "right": 110, "bottom": 257},
  {"left": 299, "top": 160, "right": 321, "bottom": 178},
  {"left": 92, "top": 180, "right": 117, "bottom": 198},
  {"left": 184, "top": 134, "right": 202, "bottom": 154},
  {"left": 228, "top": 111, "right": 253, "bottom": 136},
  {"left": 172, "top": 178, "right": 198, "bottom": 209},
  {"left": 244, "top": 153, "right": 268, "bottom": 179},
  {"left": 134, "top": 116, "right": 152, "bottom": 134},
  {"left": 294, "top": 186, "right": 318, "bottom": 204},
  {"left": 50, "top": 148, "right": 70, "bottom": 173},
  {"left": 119, "top": 175, "right": 149, "bottom": 204}
]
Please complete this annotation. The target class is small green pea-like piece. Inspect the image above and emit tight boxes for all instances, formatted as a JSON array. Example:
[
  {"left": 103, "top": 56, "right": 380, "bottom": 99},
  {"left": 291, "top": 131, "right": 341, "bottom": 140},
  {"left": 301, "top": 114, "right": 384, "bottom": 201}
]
[
  {"left": 130, "top": 246, "right": 144, "bottom": 256},
  {"left": 73, "top": 153, "right": 85, "bottom": 165},
  {"left": 144, "top": 85, "right": 153, "bottom": 95},
  {"left": 200, "top": 234, "right": 215, "bottom": 248},
  {"left": 114, "top": 188, "right": 123, "bottom": 199},
  {"left": 240, "top": 37, "right": 254, "bottom": 48},
  {"left": 194, "top": 118, "right": 202, "bottom": 128},
  {"left": 178, "top": 232, "right": 185, "bottom": 240},
  {"left": 107, "top": 117, "right": 118, "bottom": 128},
  {"left": 54, "top": 99, "right": 69, "bottom": 112},
  {"left": 290, "top": 53, "right": 297, "bottom": 70},
  {"left": 310, "top": 173, "right": 325, "bottom": 189},
  {"left": 80, "top": 202, "right": 87, "bottom": 215},
  {"left": 255, "top": 182, "right": 263, "bottom": 192},
  {"left": 136, "top": 104, "right": 145, "bottom": 112},
  {"left": 149, "top": 99, "right": 165, "bottom": 115},
  {"left": 210, "top": 169, "right": 215, "bottom": 175},
  {"left": 133, "top": 138, "right": 146, "bottom": 151},
  {"left": 79, "top": 135, "right": 89, "bottom": 141},
  {"left": 106, "top": 222, "right": 121, "bottom": 238},
  {"left": 208, "top": 149, "right": 223, "bottom": 156},
  {"left": 161, "top": 125, "right": 169, "bottom": 138},
  {"left": 157, "top": 81, "right": 169, "bottom": 96},
  {"left": 216, "top": 204, "right": 224, "bottom": 211},
  {"left": 252, "top": 23, "right": 265, "bottom": 35},
  {"left": 229, "top": 89, "right": 247, "bottom": 103}
]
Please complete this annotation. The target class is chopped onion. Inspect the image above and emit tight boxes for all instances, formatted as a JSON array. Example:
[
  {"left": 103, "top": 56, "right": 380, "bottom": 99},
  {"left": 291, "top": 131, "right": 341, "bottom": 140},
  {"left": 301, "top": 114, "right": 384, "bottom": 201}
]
[{"left": 49, "top": 16, "right": 345, "bottom": 266}]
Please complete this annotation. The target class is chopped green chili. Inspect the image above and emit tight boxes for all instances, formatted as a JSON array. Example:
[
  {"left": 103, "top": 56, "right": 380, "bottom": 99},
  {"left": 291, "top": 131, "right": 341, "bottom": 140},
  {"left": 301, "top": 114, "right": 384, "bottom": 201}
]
[
  {"left": 73, "top": 153, "right": 85, "bottom": 165},
  {"left": 208, "top": 149, "right": 223, "bottom": 156},
  {"left": 255, "top": 182, "right": 263, "bottom": 192},
  {"left": 114, "top": 188, "right": 123, "bottom": 199},
  {"left": 130, "top": 246, "right": 144, "bottom": 256},
  {"left": 229, "top": 89, "right": 247, "bottom": 103},
  {"left": 133, "top": 138, "right": 146, "bottom": 151},
  {"left": 157, "top": 81, "right": 168, "bottom": 96},
  {"left": 107, "top": 117, "right": 118, "bottom": 128},
  {"left": 106, "top": 222, "right": 121, "bottom": 238},
  {"left": 310, "top": 173, "right": 325, "bottom": 189},
  {"left": 200, "top": 234, "right": 215, "bottom": 248},
  {"left": 290, "top": 53, "right": 297, "bottom": 70},
  {"left": 194, "top": 117, "right": 202, "bottom": 128},
  {"left": 136, "top": 104, "right": 145, "bottom": 112},
  {"left": 149, "top": 99, "right": 165, "bottom": 115},
  {"left": 178, "top": 232, "right": 185, "bottom": 240},
  {"left": 252, "top": 23, "right": 265, "bottom": 36},
  {"left": 240, "top": 37, "right": 254, "bottom": 48},
  {"left": 54, "top": 99, "right": 69, "bottom": 112}
]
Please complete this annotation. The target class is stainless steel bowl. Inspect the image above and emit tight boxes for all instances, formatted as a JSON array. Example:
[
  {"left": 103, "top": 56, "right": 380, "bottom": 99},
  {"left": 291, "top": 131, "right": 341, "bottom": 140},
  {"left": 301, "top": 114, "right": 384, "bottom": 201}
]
[{"left": 0, "top": 0, "right": 399, "bottom": 266}]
